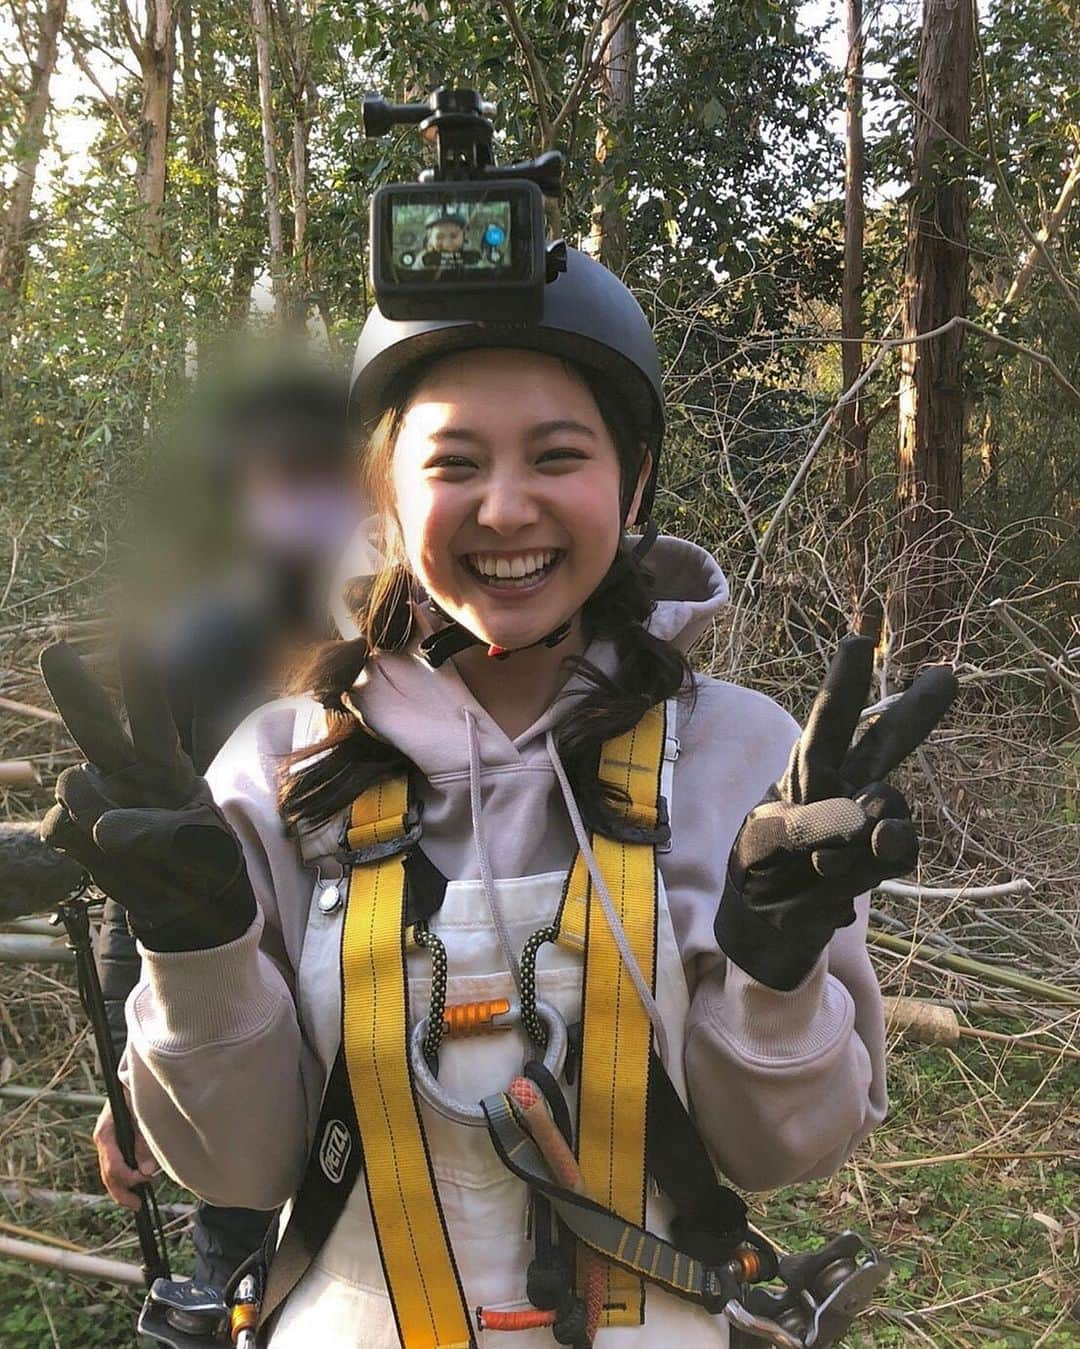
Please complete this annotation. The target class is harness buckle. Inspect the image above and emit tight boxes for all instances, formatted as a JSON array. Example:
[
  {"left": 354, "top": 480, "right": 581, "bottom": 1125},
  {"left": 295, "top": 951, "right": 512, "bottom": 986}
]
[
  {"left": 602, "top": 794, "right": 671, "bottom": 848},
  {"left": 339, "top": 801, "right": 424, "bottom": 866}
]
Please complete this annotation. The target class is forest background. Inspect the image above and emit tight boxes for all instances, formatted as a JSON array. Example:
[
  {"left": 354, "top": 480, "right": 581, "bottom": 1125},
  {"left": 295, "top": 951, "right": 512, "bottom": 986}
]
[{"left": 0, "top": 0, "right": 1077, "bottom": 1344}]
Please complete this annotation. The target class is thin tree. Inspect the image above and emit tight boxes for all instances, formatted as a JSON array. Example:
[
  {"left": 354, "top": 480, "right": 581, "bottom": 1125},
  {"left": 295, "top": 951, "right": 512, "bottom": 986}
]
[
  {"left": 252, "top": 0, "right": 287, "bottom": 323},
  {"left": 0, "top": 0, "right": 68, "bottom": 308},
  {"left": 118, "top": 0, "right": 177, "bottom": 260},
  {"left": 839, "top": 0, "right": 877, "bottom": 639},
  {"left": 588, "top": 0, "right": 635, "bottom": 273},
  {"left": 890, "top": 0, "right": 974, "bottom": 673},
  {"left": 274, "top": 0, "right": 319, "bottom": 326}
]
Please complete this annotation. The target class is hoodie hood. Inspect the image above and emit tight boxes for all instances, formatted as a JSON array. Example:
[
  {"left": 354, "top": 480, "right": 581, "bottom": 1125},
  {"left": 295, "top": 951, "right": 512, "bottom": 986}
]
[
  {"left": 643, "top": 535, "right": 730, "bottom": 651},
  {"left": 350, "top": 534, "right": 727, "bottom": 774}
]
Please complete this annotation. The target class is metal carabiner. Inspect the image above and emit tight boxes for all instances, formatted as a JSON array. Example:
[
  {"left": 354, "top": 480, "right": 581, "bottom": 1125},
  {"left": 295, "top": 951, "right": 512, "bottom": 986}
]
[{"left": 410, "top": 999, "right": 568, "bottom": 1127}]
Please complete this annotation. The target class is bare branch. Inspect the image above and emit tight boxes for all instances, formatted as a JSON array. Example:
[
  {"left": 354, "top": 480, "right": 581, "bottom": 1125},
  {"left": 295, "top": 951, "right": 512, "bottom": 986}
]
[{"left": 495, "top": 0, "right": 553, "bottom": 149}]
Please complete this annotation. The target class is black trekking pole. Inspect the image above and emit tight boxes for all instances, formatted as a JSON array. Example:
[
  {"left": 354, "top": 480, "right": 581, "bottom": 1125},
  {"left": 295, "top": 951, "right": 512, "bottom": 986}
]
[{"left": 55, "top": 887, "right": 171, "bottom": 1288}]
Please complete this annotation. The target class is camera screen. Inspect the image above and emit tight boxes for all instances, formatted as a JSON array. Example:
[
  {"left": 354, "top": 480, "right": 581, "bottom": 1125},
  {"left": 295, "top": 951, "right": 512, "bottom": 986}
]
[{"left": 385, "top": 194, "right": 528, "bottom": 284}]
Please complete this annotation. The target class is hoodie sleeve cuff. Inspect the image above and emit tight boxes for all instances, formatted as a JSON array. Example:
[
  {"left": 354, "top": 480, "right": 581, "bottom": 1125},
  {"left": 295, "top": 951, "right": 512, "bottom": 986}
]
[
  {"left": 698, "top": 953, "right": 855, "bottom": 1066},
  {"left": 130, "top": 914, "right": 286, "bottom": 1052}
]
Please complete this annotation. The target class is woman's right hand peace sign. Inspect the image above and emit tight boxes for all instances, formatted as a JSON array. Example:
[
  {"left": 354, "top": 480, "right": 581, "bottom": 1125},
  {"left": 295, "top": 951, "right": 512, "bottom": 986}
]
[
  {"left": 39, "top": 642, "right": 256, "bottom": 952},
  {"left": 714, "top": 635, "right": 958, "bottom": 990}
]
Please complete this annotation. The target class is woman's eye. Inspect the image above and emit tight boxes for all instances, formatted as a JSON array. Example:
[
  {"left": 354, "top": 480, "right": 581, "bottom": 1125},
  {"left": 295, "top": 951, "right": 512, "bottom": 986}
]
[
  {"left": 426, "top": 455, "right": 476, "bottom": 473},
  {"left": 538, "top": 447, "right": 588, "bottom": 465}
]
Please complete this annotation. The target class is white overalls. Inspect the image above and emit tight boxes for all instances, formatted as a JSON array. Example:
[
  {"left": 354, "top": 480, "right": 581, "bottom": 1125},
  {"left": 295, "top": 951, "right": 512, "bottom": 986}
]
[{"left": 269, "top": 703, "right": 730, "bottom": 1348}]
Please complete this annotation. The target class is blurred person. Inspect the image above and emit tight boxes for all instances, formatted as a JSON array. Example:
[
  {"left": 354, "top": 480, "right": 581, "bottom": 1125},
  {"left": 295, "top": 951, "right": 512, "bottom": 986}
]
[{"left": 93, "top": 358, "right": 363, "bottom": 1292}]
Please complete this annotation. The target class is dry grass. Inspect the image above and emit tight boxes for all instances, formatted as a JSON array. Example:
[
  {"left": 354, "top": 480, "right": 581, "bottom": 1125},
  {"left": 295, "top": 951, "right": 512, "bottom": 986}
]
[{"left": 1, "top": 474, "right": 1077, "bottom": 1345}]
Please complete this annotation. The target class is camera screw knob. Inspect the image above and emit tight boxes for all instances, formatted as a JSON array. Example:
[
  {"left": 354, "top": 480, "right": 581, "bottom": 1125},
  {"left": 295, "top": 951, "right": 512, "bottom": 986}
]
[{"left": 546, "top": 240, "right": 568, "bottom": 282}]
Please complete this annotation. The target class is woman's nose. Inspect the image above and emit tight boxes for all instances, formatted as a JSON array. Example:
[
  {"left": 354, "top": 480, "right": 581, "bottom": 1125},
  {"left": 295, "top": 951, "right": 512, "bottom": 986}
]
[{"left": 475, "top": 477, "right": 541, "bottom": 534}]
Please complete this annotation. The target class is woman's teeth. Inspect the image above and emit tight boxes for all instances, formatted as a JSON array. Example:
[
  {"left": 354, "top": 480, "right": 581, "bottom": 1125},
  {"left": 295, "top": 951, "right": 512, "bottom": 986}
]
[{"left": 466, "top": 550, "right": 559, "bottom": 587}]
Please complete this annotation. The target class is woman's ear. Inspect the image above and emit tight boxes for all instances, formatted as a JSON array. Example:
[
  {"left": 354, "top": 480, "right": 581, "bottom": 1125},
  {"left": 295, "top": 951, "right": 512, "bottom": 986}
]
[{"left": 624, "top": 448, "right": 653, "bottom": 528}]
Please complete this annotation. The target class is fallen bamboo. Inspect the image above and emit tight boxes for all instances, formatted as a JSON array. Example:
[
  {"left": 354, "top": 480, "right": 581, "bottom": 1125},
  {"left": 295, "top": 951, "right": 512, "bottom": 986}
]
[
  {"left": 0, "top": 1233, "right": 145, "bottom": 1286},
  {"left": 0, "top": 1085, "right": 105, "bottom": 1109},
  {"left": 0, "top": 760, "right": 40, "bottom": 787},
  {"left": 1, "top": 918, "right": 60, "bottom": 935},
  {"left": 0, "top": 934, "right": 73, "bottom": 964},
  {"left": 0, "top": 1182, "right": 193, "bottom": 1219},
  {"left": 0, "top": 1216, "right": 85, "bottom": 1253},
  {"left": 866, "top": 929, "right": 1080, "bottom": 1005},
  {"left": 876, "top": 877, "right": 1034, "bottom": 901},
  {"left": 883, "top": 996, "right": 1080, "bottom": 1060},
  {"left": 0, "top": 695, "right": 62, "bottom": 724}
]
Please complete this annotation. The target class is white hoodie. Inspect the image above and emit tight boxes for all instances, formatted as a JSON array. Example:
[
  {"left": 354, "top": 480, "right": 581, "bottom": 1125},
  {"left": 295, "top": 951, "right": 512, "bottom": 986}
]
[{"left": 123, "top": 535, "right": 887, "bottom": 1211}]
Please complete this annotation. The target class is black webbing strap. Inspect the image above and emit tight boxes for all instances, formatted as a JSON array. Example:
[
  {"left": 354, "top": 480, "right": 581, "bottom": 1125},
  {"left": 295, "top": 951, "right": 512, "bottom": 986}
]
[
  {"left": 259, "top": 1047, "right": 361, "bottom": 1334},
  {"left": 482, "top": 1090, "right": 741, "bottom": 1317},
  {"left": 646, "top": 1051, "right": 748, "bottom": 1262},
  {"left": 258, "top": 851, "right": 448, "bottom": 1339}
]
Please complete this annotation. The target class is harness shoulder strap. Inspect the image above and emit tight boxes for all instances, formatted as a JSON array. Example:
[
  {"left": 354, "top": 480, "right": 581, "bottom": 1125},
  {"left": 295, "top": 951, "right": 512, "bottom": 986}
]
[
  {"left": 261, "top": 774, "right": 474, "bottom": 1349},
  {"left": 575, "top": 701, "right": 667, "bottom": 1327}
]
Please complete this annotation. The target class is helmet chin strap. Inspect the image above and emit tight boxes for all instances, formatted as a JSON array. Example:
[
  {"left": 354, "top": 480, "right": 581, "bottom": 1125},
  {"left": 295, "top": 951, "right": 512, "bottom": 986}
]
[
  {"left": 419, "top": 613, "right": 573, "bottom": 670},
  {"left": 417, "top": 520, "right": 656, "bottom": 671}
]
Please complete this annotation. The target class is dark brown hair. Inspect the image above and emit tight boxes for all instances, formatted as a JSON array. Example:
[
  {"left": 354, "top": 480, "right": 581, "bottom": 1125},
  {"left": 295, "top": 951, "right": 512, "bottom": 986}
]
[{"left": 279, "top": 351, "right": 692, "bottom": 837}]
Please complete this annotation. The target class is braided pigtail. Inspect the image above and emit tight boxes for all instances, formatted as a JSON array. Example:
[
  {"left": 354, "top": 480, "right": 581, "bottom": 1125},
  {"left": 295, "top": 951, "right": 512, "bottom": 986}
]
[
  {"left": 279, "top": 565, "right": 416, "bottom": 829},
  {"left": 554, "top": 543, "right": 694, "bottom": 836}
]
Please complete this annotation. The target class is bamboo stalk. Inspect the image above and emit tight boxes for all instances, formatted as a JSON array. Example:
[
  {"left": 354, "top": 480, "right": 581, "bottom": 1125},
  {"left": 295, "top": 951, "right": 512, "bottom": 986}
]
[
  {"left": 0, "top": 759, "right": 40, "bottom": 787},
  {"left": 1, "top": 918, "right": 60, "bottom": 935},
  {"left": 0, "top": 1182, "right": 193, "bottom": 1218},
  {"left": 866, "top": 929, "right": 1080, "bottom": 1004},
  {"left": 0, "top": 1234, "right": 145, "bottom": 1286},
  {"left": 866, "top": 1149, "right": 1072, "bottom": 1173},
  {"left": 876, "top": 877, "right": 1034, "bottom": 901},
  {"left": 0, "top": 1085, "right": 105, "bottom": 1109},
  {"left": 884, "top": 996, "right": 1080, "bottom": 1060},
  {"left": 0, "top": 934, "right": 73, "bottom": 963},
  {"left": 0, "top": 1216, "right": 86, "bottom": 1253},
  {"left": 0, "top": 695, "right": 62, "bottom": 724},
  {"left": 958, "top": 1024, "right": 1080, "bottom": 1061}
]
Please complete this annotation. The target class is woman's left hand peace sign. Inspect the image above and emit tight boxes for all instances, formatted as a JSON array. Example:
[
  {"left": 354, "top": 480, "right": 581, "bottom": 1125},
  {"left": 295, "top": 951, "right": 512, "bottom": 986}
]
[{"left": 715, "top": 635, "right": 958, "bottom": 990}]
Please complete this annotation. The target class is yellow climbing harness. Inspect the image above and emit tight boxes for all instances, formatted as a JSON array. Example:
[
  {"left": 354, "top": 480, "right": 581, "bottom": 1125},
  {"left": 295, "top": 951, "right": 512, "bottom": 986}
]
[{"left": 339, "top": 704, "right": 669, "bottom": 1345}]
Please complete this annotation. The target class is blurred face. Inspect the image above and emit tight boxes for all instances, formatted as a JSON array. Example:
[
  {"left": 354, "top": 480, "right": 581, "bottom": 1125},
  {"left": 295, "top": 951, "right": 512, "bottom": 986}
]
[
  {"left": 390, "top": 349, "right": 645, "bottom": 653},
  {"left": 429, "top": 222, "right": 465, "bottom": 253},
  {"left": 237, "top": 457, "right": 359, "bottom": 563}
]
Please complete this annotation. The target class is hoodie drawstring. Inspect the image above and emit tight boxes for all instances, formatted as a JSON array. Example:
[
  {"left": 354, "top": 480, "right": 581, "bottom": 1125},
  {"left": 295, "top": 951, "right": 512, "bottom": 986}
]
[
  {"left": 545, "top": 730, "right": 670, "bottom": 1067},
  {"left": 463, "top": 708, "right": 523, "bottom": 997},
  {"left": 461, "top": 707, "right": 669, "bottom": 1066}
]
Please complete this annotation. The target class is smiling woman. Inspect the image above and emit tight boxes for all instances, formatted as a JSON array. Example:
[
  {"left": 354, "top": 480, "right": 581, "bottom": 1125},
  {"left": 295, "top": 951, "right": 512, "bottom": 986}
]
[
  {"left": 52, "top": 246, "right": 931, "bottom": 1349},
  {"left": 388, "top": 349, "right": 648, "bottom": 674}
]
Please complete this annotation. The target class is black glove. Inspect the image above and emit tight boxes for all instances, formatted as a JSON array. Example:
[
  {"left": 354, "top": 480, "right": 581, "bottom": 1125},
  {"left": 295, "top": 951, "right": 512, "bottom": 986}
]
[
  {"left": 38, "top": 642, "right": 256, "bottom": 953},
  {"left": 715, "top": 634, "right": 958, "bottom": 990}
]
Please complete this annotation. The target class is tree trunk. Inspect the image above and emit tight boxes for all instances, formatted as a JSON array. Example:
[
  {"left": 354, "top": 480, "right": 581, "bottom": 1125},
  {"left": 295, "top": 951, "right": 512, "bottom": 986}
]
[
  {"left": 276, "top": 0, "right": 318, "bottom": 328},
  {"left": 252, "top": 0, "right": 288, "bottom": 323},
  {"left": 890, "top": 0, "right": 973, "bottom": 673},
  {"left": 0, "top": 0, "right": 68, "bottom": 306},
  {"left": 839, "top": 0, "right": 877, "bottom": 640},
  {"left": 588, "top": 1, "right": 635, "bottom": 272},
  {"left": 133, "top": 0, "right": 177, "bottom": 260}
]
